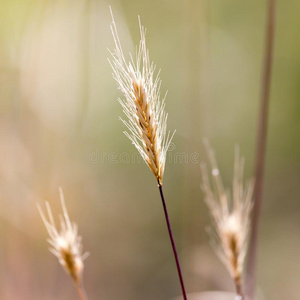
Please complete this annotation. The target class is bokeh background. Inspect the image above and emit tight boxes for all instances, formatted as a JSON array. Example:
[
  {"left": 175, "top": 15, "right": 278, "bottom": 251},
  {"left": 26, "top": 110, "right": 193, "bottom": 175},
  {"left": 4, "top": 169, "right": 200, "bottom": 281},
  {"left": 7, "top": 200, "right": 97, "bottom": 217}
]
[{"left": 0, "top": 0, "right": 299, "bottom": 299}]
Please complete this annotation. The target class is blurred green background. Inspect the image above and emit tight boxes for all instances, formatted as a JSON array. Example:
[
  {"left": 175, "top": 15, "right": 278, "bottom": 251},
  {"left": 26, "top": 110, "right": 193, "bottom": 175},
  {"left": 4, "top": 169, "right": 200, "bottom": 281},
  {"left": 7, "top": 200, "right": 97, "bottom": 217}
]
[{"left": 0, "top": 0, "right": 299, "bottom": 299}]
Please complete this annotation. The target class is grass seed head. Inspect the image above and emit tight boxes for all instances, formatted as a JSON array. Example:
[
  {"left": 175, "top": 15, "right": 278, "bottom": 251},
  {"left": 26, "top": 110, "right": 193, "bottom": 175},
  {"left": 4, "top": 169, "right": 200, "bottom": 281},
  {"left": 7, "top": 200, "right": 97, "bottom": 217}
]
[
  {"left": 201, "top": 141, "right": 254, "bottom": 293},
  {"left": 109, "top": 8, "right": 174, "bottom": 185},
  {"left": 38, "top": 188, "right": 89, "bottom": 283}
]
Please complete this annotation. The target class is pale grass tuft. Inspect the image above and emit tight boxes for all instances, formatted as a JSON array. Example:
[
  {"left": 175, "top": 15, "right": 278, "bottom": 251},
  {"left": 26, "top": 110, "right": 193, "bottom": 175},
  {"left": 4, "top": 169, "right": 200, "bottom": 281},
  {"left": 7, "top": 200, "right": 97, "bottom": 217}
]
[
  {"left": 37, "top": 188, "right": 89, "bottom": 283},
  {"left": 200, "top": 142, "right": 254, "bottom": 297},
  {"left": 108, "top": 8, "right": 174, "bottom": 185}
]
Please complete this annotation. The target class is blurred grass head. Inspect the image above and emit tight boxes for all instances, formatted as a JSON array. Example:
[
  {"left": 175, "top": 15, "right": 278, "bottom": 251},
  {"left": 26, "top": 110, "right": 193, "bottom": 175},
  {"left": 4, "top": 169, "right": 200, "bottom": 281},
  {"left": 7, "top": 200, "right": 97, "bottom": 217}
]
[
  {"left": 37, "top": 188, "right": 89, "bottom": 284},
  {"left": 200, "top": 141, "right": 254, "bottom": 296}
]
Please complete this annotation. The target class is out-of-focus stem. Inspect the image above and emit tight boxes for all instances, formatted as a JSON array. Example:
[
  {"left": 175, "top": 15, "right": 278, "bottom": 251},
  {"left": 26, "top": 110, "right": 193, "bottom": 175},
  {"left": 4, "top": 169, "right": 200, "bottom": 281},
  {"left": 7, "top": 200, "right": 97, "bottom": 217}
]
[
  {"left": 234, "top": 275, "right": 244, "bottom": 300},
  {"left": 246, "top": 0, "right": 276, "bottom": 298},
  {"left": 158, "top": 181, "right": 188, "bottom": 300},
  {"left": 75, "top": 280, "right": 89, "bottom": 300},
  {"left": 77, "top": 0, "right": 91, "bottom": 133}
]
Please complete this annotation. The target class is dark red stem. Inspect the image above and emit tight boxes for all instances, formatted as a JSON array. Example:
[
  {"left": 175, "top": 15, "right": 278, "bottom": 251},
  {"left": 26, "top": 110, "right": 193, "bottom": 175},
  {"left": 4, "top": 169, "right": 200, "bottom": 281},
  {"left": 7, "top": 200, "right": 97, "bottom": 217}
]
[
  {"left": 246, "top": 0, "right": 276, "bottom": 298},
  {"left": 158, "top": 182, "right": 188, "bottom": 300}
]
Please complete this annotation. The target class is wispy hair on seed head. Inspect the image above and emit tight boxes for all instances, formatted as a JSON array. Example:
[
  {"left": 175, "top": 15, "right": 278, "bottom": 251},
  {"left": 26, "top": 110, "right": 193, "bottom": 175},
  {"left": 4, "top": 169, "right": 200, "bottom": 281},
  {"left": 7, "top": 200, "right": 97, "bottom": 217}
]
[
  {"left": 200, "top": 141, "right": 254, "bottom": 296},
  {"left": 108, "top": 7, "right": 174, "bottom": 184},
  {"left": 37, "top": 188, "right": 89, "bottom": 283}
]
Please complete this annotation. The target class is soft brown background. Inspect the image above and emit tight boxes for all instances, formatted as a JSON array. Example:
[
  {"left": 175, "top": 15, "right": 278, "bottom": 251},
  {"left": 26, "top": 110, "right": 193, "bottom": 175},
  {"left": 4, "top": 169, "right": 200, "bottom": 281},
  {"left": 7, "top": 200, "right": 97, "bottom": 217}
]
[{"left": 0, "top": 0, "right": 299, "bottom": 299}]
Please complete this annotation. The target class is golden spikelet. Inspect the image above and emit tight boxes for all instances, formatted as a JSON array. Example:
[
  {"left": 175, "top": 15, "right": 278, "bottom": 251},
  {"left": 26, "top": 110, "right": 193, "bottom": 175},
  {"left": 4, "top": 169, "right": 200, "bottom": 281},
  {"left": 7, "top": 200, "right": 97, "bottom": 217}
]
[
  {"left": 200, "top": 142, "right": 254, "bottom": 296},
  {"left": 37, "top": 188, "right": 89, "bottom": 283},
  {"left": 108, "top": 8, "right": 174, "bottom": 185}
]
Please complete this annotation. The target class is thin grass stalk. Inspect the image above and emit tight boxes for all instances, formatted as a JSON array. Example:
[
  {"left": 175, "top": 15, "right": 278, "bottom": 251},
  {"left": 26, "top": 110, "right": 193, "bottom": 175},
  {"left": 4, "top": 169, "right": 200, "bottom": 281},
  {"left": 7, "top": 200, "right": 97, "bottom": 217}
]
[
  {"left": 75, "top": 281, "right": 89, "bottom": 300},
  {"left": 158, "top": 181, "right": 187, "bottom": 300},
  {"left": 235, "top": 280, "right": 244, "bottom": 300},
  {"left": 77, "top": 0, "right": 91, "bottom": 133},
  {"left": 245, "top": 0, "right": 276, "bottom": 298}
]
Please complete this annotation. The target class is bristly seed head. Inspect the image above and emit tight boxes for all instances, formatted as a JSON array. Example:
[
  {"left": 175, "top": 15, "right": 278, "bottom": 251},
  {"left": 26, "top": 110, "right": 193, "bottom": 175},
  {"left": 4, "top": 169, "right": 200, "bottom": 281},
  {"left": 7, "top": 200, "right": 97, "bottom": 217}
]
[
  {"left": 200, "top": 141, "right": 254, "bottom": 294},
  {"left": 37, "top": 188, "right": 89, "bottom": 283},
  {"left": 108, "top": 8, "right": 175, "bottom": 185}
]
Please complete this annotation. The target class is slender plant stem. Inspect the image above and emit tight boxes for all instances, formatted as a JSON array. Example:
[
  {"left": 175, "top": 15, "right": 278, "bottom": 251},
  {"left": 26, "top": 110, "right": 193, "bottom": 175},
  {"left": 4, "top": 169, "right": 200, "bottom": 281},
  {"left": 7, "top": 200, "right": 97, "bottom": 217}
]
[
  {"left": 235, "top": 276, "right": 244, "bottom": 300},
  {"left": 75, "top": 280, "right": 89, "bottom": 300},
  {"left": 158, "top": 181, "right": 188, "bottom": 300},
  {"left": 77, "top": 0, "right": 91, "bottom": 133},
  {"left": 246, "top": 0, "right": 276, "bottom": 298}
]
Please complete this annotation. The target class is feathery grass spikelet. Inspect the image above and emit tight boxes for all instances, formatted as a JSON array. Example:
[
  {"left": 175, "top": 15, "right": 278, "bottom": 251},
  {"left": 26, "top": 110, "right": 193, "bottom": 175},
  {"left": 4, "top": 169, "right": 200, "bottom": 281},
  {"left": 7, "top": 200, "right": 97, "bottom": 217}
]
[
  {"left": 200, "top": 142, "right": 254, "bottom": 296},
  {"left": 37, "top": 188, "right": 89, "bottom": 283},
  {"left": 108, "top": 8, "right": 174, "bottom": 185}
]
